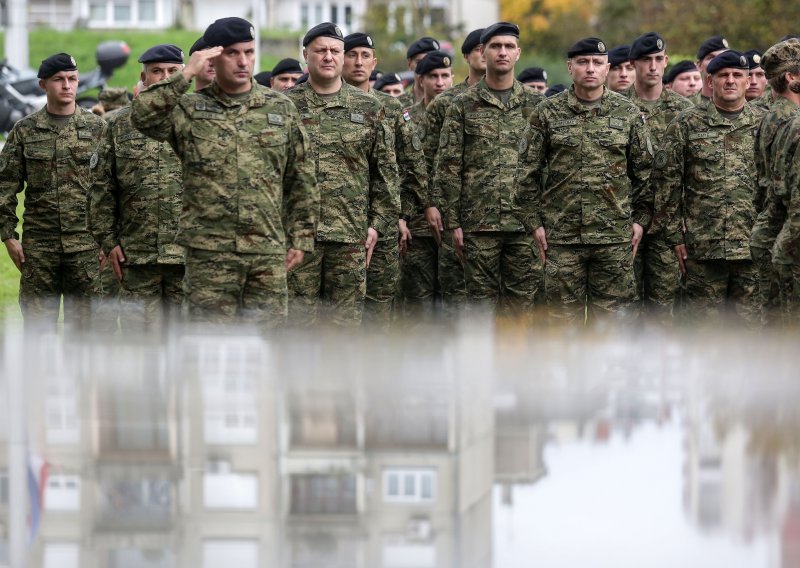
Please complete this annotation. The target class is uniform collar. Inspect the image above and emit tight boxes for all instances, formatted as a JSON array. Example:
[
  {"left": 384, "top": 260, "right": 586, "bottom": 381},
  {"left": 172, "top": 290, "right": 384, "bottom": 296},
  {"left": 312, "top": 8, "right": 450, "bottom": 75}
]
[
  {"left": 206, "top": 78, "right": 262, "bottom": 107},
  {"left": 705, "top": 100, "right": 756, "bottom": 126},
  {"left": 474, "top": 77, "right": 527, "bottom": 109},
  {"left": 566, "top": 85, "right": 613, "bottom": 114},
  {"left": 302, "top": 80, "right": 352, "bottom": 108}
]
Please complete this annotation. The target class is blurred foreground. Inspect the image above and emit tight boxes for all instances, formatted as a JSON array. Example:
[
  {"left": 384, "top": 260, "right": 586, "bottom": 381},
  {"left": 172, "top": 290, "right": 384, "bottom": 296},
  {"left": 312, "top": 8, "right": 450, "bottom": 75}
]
[{"left": 0, "top": 316, "right": 798, "bottom": 568}]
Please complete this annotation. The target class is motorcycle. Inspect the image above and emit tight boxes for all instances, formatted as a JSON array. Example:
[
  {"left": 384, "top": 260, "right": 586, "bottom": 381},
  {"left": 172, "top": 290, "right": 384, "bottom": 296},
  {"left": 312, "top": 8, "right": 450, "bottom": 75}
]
[{"left": 0, "top": 40, "right": 130, "bottom": 134}]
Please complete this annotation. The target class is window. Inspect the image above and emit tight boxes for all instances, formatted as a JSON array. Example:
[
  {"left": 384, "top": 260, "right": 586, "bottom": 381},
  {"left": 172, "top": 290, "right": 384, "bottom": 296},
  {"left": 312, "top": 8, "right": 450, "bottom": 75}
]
[
  {"left": 290, "top": 474, "right": 357, "bottom": 515},
  {"left": 314, "top": 3, "right": 323, "bottom": 25},
  {"left": 344, "top": 5, "right": 352, "bottom": 27},
  {"left": 89, "top": 2, "right": 107, "bottom": 20},
  {"left": 203, "top": 465, "right": 258, "bottom": 510},
  {"left": 138, "top": 0, "right": 156, "bottom": 21},
  {"left": 300, "top": 4, "right": 309, "bottom": 29},
  {"left": 331, "top": 4, "right": 338, "bottom": 25},
  {"left": 383, "top": 469, "right": 436, "bottom": 503},
  {"left": 45, "top": 475, "right": 81, "bottom": 511},
  {"left": 112, "top": 1, "right": 131, "bottom": 22}
]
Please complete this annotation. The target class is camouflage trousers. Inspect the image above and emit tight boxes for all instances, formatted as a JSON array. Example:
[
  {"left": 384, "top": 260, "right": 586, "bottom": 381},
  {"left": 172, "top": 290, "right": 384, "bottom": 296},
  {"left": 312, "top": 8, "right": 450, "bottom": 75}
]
[
  {"left": 184, "top": 248, "right": 287, "bottom": 327},
  {"left": 679, "top": 258, "right": 759, "bottom": 326},
  {"left": 635, "top": 233, "right": 681, "bottom": 324},
  {"left": 19, "top": 247, "right": 117, "bottom": 333},
  {"left": 400, "top": 234, "right": 466, "bottom": 320},
  {"left": 544, "top": 243, "right": 637, "bottom": 325},
  {"left": 751, "top": 247, "right": 781, "bottom": 326},
  {"left": 775, "top": 263, "right": 800, "bottom": 326},
  {"left": 288, "top": 241, "right": 366, "bottom": 327},
  {"left": 119, "top": 263, "right": 185, "bottom": 333},
  {"left": 462, "top": 232, "right": 542, "bottom": 318},
  {"left": 364, "top": 237, "right": 400, "bottom": 330}
]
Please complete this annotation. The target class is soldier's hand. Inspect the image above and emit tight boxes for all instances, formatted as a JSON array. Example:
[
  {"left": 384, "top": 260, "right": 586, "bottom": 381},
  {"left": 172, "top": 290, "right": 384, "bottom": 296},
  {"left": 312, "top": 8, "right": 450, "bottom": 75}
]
[
  {"left": 674, "top": 244, "right": 688, "bottom": 275},
  {"left": 398, "top": 219, "right": 411, "bottom": 256},
  {"left": 285, "top": 248, "right": 305, "bottom": 271},
  {"left": 107, "top": 245, "right": 126, "bottom": 282},
  {"left": 183, "top": 47, "right": 224, "bottom": 82},
  {"left": 365, "top": 228, "right": 379, "bottom": 267},
  {"left": 424, "top": 206, "right": 443, "bottom": 247},
  {"left": 631, "top": 223, "right": 644, "bottom": 259},
  {"left": 534, "top": 227, "right": 548, "bottom": 266},
  {"left": 3, "top": 238, "right": 25, "bottom": 272},
  {"left": 452, "top": 228, "right": 464, "bottom": 262}
]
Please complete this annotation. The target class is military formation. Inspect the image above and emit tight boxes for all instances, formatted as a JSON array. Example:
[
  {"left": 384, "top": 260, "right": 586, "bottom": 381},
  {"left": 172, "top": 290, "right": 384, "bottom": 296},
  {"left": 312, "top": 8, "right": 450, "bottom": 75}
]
[{"left": 2, "top": 16, "right": 800, "bottom": 332}]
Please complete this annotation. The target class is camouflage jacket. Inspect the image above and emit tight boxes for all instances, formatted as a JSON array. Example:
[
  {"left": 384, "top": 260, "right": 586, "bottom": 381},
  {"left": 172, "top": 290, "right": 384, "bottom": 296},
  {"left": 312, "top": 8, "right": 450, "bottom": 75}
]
[
  {"left": 769, "top": 115, "right": 800, "bottom": 265},
  {"left": 520, "top": 86, "right": 653, "bottom": 244},
  {"left": 422, "top": 79, "right": 471, "bottom": 192},
  {"left": 434, "top": 78, "right": 544, "bottom": 233},
  {"left": 750, "top": 97, "right": 800, "bottom": 252},
  {"left": 402, "top": 101, "right": 431, "bottom": 236},
  {"left": 286, "top": 81, "right": 398, "bottom": 243},
  {"left": 372, "top": 88, "right": 427, "bottom": 234},
  {"left": 0, "top": 106, "right": 104, "bottom": 253},
  {"left": 131, "top": 73, "right": 318, "bottom": 254},
  {"left": 658, "top": 101, "right": 765, "bottom": 261},
  {"left": 91, "top": 105, "right": 184, "bottom": 265}
]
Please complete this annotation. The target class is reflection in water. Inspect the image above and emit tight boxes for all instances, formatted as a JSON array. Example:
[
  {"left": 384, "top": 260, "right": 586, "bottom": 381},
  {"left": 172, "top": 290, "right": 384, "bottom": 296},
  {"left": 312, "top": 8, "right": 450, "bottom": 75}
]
[{"left": 0, "top": 320, "right": 798, "bottom": 567}]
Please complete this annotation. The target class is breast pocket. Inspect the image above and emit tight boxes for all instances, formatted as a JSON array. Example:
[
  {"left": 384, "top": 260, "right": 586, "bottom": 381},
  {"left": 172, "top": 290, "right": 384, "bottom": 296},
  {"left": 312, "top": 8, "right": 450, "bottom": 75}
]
[
  {"left": 23, "top": 143, "right": 55, "bottom": 189},
  {"left": 464, "top": 120, "right": 499, "bottom": 140},
  {"left": 190, "top": 119, "right": 228, "bottom": 171},
  {"left": 258, "top": 128, "right": 288, "bottom": 178},
  {"left": 115, "top": 136, "right": 150, "bottom": 180},
  {"left": 597, "top": 130, "right": 629, "bottom": 171}
]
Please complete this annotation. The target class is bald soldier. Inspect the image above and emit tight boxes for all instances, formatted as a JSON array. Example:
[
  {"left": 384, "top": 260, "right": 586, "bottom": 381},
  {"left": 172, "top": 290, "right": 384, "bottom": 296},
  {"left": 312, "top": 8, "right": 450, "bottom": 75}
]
[
  {"left": 436, "top": 22, "right": 545, "bottom": 316},
  {"left": 131, "top": 18, "right": 318, "bottom": 326},
  {"left": 521, "top": 37, "right": 653, "bottom": 324},
  {"left": 0, "top": 53, "right": 113, "bottom": 331},
  {"left": 285, "top": 23, "right": 398, "bottom": 327}
]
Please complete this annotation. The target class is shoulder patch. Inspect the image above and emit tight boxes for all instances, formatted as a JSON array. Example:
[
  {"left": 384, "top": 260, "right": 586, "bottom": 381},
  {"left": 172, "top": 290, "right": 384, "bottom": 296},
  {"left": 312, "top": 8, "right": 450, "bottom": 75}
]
[
  {"left": 654, "top": 151, "right": 668, "bottom": 169},
  {"left": 518, "top": 136, "right": 528, "bottom": 155},
  {"left": 350, "top": 113, "right": 365, "bottom": 124},
  {"left": 268, "top": 113, "right": 285, "bottom": 126},
  {"left": 411, "top": 133, "right": 422, "bottom": 151},
  {"left": 90, "top": 152, "right": 99, "bottom": 169},
  {"left": 402, "top": 109, "right": 411, "bottom": 122}
]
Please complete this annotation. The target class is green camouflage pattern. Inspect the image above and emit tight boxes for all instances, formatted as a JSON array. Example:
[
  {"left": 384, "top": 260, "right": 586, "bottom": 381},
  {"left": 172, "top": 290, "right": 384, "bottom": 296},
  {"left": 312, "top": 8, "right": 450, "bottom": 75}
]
[
  {"left": 363, "top": 237, "right": 400, "bottom": 329},
  {"left": 435, "top": 78, "right": 545, "bottom": 233},
  {"left": 0, "top": 107, "right": 104, "bottom": 252},
  {"left": 285, "top": 81, "right": 399, "bottom": 243},
  {"left": 131, "top": 73, "right": 318, "bottom": 254},
  {"left": 422, "top": 79, "right": 470, "bottom": 199},
  {"left": 117, "top": 263, "right": 184, "bottom": 332},
  {"left": 659, "top": 102, "right": 765, "bottom": 261},
  {"left": 772, "top": 116, "right": 800, "bottom": 266},
  {"left": 680, "top": 258, "right": 759, "bottom": 325},
  {"left": 520, "top": 86, "right": 654, "bottom": 243},
  {"left": 91, "top": 105, "right": 185, "bottom": 265}
]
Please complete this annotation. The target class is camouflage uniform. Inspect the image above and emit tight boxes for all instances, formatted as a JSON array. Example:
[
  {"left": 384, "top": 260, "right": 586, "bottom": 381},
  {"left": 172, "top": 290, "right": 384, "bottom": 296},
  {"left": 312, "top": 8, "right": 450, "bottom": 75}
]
[
  {"left": 285, "top": 81, "right": 398, "bottom": 327},
  {"left": 0, "top": 107, "right": 113, "bottom": 331},
  {"left": 659, "top": 102, "right": 765, "bottom": 325},
  {"left": 435, "top": 79, "right": 545, "bottom": 316},
  {"left": 751, "top": 97, "right": 800, "bottom": 325},
  {"left": 363, "top": 89, "right": 428, "bottom": 329},
  {"left": 90, "top": 105, "right": 185, "bottom": 332},
  {"left": 131, "top": 73, "right": 318, "bottom": 327},
  {"left": 521, "top": 87, "right": 653, "bottom": 324},
  {"left": 622, "top": 85, "right": 693, "bottom": 322}
]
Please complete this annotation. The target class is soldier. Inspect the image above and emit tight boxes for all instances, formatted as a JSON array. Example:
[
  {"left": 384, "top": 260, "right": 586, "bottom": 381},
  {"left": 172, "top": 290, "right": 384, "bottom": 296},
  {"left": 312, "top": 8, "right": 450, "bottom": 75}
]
[
  {"left": 90, "top": 44, "right": 187, "bottom": 333},
  {"left": 253, "top": 71, "right": 271, "bottom": 86},
  {"left": 694, "top": 35, "right": 730, "bottom": 104},
  {"left": 374, "top": 73, "right": 404, "bottom": 97},
  {"left": 664, "top": 60, "right": 702, "bottom": 97},
  {"left": 623, "top": 32, "right": 693, "bottom": 323},
  {"left": 369, "top": 69, "right": 383, "bottom": 88},
  {"left": 400, "top": 36, "right": 440, "bottom": 106},
  {"left": 0, "top": 53, "right": 111, "bottom": 331},
  {"left": 606, "top": 45, "right": 635, "bottom": 93},
  {"left": 269, "top": 58, "right": 304, "bottom": 91},
  {"left": 659, "top": 51, "right": 764, "bottom": 325},
  {"left": 744, "top": 49, "right": 768, "bottom": 104},
  {"left": 545, "top": 84, "right": 566, "bottom": 97},
  {"left": 517, "top": 67, "right": 548, "bottom": 92},
  {"left": 285, "top": 23, "right": 398, "bottom": 327},
  {"left": 189, "top": 37, "right": 216, "bottom": 91},
  {"left": 521, "top": 37, "right": 653, "bottom": 324},
  {"left": 91, "top": 86, "right": 130, "bottom": 116},
  {"left": 436, "top": 22, "right": 545, "bottom": 316},
  {"left": 751, "top": 39, "right": 800, "bottom": 324},
  {"left": 131, "top": 17, "right": 318, "bottom": 326},
  {"left": 341, "top": 32, "right": 428, "bottom": 328}
]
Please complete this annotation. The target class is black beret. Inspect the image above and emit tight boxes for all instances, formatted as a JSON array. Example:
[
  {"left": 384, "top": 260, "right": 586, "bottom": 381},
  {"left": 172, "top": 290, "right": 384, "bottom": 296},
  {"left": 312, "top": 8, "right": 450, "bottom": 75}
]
[
  {"left": 138, "top": 44, "right": 184, "bottom": 64},
  {"left": 706, "top": 50, "right": 749, "bottom": 74},
  {"left": 295, "top": 73, "right": 309, "bottom": 85},
  {"left": 370, "top": 69, "right": 383, "bottom": 81},
  {"left": 743, "top": 49, "right": 763, "bottom": 69},
  {"left": 303, "top": 22, "right": 344, "bottom": 47},
  {"left": 189, "top": 37, "right": 208, "bottom": 55},
  {"left": 415, "top": 50, "right": 452, "bottom": 75},
  {"left": 517, "top": 67, "right": 547, "bottom": 83},
  {"left": 545, "top": 84, "right": 567, "bottom": 97},
  {"left": 254, "top": 71, "right": 271, "bottom": 86},
  {"left": 480, "top": 22, "right": 520, "bottom": 45},
  {"left": 344, "top": 32, "right": 374, "bottom": 52},
  {"left": 203, "top": 17, "right": 255, "bottom": 48},
  {"left": 37, "top": 53, "right": 78, "bottom": 79},
  {"left": 374, "top": 72, "right": 402, "bottom": 91},
  {"left": 271, "top": 58, "right": 303, "bottom": 76},
  {"left": 461, "top": 29, "right": 484, "bottom": 55},
  {"left": 629, "top": 32, "right": 666, "bottom": 60},
  {"left": 567, "top": 37, "right": 608, "bottom": 58},
  {"left": 608, "top": 45, "right": 631, "bottom": 67},
  {"left": 697, "top": 35, "right": 730, "bottom": 60},
  {"left": 407, "top": 37, "right": 440, "bottom": 59},
  {"left": 663, "top": 60, "right": 698, "bottom": 84}
]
